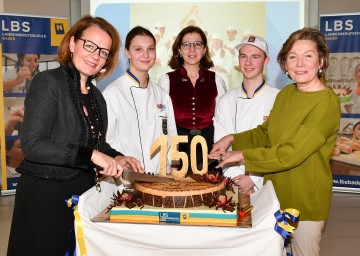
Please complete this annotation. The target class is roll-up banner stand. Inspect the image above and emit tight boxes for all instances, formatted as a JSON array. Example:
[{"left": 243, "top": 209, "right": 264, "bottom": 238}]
[
  {"left": 1, "top": 13, "right": 68, "bottom": 195},
  {"left": 320, "top": 13, "right": 360, "bottom": 193}
]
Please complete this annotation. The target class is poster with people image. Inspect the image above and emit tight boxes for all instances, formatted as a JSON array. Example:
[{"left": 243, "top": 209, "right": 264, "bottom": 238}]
[
  {"left": 0, "top": 14, "right": 68, "bottom": 195},
  {"left": 321, "top": 13, "right": 360, "bottom": 192},
  {"left": 90, "top": 0, "right": 305, "bottom": 92}
]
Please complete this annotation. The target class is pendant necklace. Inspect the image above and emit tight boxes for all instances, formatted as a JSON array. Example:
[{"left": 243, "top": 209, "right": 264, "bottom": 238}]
[{"left": 82, "top": 88, "right": 103, "bottom": 192}]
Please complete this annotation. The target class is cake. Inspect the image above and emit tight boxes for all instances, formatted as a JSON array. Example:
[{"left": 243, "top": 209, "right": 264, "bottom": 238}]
[
  {"left": 108, "top": 174, "right": 252, "bottom": 227},
  {"left": 135, "top": 177, "right": 226, "bottom": 208}
]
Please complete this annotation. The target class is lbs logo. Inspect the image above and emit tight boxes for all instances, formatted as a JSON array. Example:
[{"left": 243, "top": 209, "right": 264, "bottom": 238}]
[{"left": 159, "top": 212, "right": 180, "bottom": 223}]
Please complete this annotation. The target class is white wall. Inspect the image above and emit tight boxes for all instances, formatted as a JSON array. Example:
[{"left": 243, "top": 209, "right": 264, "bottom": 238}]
[{"left": 3, "top": 0, "right": 70, "bottom": 17}]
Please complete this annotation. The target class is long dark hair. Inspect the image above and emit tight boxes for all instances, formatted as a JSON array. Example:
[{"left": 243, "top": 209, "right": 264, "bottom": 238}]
[{"left": 168, "top": 26, "right": 213, "bottom": 70}]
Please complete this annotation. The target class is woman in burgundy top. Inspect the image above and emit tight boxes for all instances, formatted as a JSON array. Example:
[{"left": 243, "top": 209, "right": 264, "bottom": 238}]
[{"left": 158, "top": 26, "right": 226, "bottom": 172}]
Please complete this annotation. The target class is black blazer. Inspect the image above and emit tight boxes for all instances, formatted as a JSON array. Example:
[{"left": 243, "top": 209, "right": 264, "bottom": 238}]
[{"left": 17, "top": 66, "right": 122, "bottom": 181}]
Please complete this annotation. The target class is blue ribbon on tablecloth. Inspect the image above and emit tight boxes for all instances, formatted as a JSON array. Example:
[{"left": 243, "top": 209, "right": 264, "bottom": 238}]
[{"left": 274, "top": 209, "right": 300, "bottom": 256}]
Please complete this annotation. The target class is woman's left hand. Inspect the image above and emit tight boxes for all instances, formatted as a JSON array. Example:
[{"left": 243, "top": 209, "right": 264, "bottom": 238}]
[
  {"left": 115, "top": 155, "right": 144, "bottom": 174},
  {"left": 232, "top": 175, "right": 255, "bottom": 194},
  {"left": 208, "top": 150, "right": 244, "bottom": 168}
]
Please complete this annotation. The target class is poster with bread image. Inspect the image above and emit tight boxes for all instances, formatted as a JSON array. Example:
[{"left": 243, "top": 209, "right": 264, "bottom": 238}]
[{"left": 332, "top": 119, "right": 360, "bottom": 164}]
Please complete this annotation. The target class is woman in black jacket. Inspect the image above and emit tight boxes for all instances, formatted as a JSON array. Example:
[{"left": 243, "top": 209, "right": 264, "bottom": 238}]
[{"left": 7, "top": 15, "right": 143, "bottom": 255}]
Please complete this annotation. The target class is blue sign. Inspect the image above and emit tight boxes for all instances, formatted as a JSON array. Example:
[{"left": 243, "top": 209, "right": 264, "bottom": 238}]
[
  {"left": 320, "top": 14, "right": 360, "bottom": 53},
  {"left": 0, "top": 14, "right": 68, "bottom": 54},
  {"left": 159, "top": 212, "right": 181, "bottom": 224},
  {"left": 333, "top": 174, "right": 360, "bottom": 189}
]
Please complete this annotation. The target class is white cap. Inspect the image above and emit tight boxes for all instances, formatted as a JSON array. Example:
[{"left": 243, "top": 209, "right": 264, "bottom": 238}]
[
  {"left": 353, "top": 120, "right": 360, "bottom": 128},
  {"left": 151, "top": 28, "right": 160, "bottom": 36},
  {"left": 154, "top": 21, "right": 165, "bottom": 29},
  {"left": 212, "top": 32, "right": 223, "bottom": 41},
  {"left": 227, "top": 25, "right": 237, "bottom": 31},
  {"left": 235, "top": 35, "right": 268, "bottom": 55}
]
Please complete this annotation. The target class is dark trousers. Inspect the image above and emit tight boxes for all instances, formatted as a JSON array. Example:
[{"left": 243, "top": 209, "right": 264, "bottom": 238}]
[{"left": 7, "top": 171, "right": 94, "bottom": 256}]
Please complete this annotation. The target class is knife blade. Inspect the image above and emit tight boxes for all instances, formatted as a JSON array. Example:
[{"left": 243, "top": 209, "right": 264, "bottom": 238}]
[{"left": 122, "top": 170, "right": 175, "bottom": 183}]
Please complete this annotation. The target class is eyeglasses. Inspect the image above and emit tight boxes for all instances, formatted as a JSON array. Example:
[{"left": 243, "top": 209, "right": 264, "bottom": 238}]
[
  {"left": 76, "top": 37, "right": 110, "bottom": 59},
  {"left": 181, "top": 41, "right": 204, "bottom": 50}
]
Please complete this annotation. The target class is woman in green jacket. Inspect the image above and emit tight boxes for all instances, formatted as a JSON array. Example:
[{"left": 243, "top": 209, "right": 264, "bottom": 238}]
[{"left": 209, "top": 28, "right": 340, "bottom": 256}]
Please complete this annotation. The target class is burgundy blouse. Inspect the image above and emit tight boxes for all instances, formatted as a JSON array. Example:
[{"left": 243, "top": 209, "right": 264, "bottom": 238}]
[{"left": 168, "top": 67, "right": 218, "bottom": 130}]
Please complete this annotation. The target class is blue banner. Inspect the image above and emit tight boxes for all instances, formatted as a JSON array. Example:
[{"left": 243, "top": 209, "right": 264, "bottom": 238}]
[
  {"left": 321, "top": 14, "right": 360, "bottom": 53},
  {"left": 1, "top": 14, "right": 68, "bottom": 54},
  {"left": 321, "top": 13, "right": 360, "bottom": 193},
  {"left": 1, "top": 14, "right": 68, "bottom": 195}
]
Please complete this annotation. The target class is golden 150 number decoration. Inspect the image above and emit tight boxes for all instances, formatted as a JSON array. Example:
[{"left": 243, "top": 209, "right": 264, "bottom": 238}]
[{"left": 150, "top": 135, "right": 208, "bottom": 178}]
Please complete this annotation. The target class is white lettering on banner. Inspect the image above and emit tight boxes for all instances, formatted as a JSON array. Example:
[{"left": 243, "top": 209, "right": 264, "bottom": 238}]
[
  {"left": 325, "top": 20, "right": 353, "bottom": 31},
  {"left": 345, "top": 20, "right": 354, "bottom": 30},
  {"left": 1, "top": 32, "right": 47, "bottom": 38},
  {"left": 333, "top": 179, "right": 360, "bottom": 186},
  {"left": 1, "top": 20, "right": 30, "bottom": 32}
]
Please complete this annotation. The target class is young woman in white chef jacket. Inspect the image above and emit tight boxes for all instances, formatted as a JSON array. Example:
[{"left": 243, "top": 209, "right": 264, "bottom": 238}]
[{"left": 103, "top": 26, "right": 177, "bottom": 174}]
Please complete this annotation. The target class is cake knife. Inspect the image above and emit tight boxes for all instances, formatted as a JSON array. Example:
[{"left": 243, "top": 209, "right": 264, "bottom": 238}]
[{"left": 121, "top": 170, "right": 175, "bottom": 184}]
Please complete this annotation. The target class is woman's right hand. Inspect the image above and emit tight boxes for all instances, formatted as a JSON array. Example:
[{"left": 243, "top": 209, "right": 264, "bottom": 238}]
[
  {"left": 210, "top": 134, "right": 234, "bottom": 154},
  {"left": 115, "top": 155, "right": 144, "bottom": 173},
  {"left": 16, "top": 67, "right": 31, "bottom": 84},
  {"left": 91, "top": 150, "right": 124, "bottom": 178}
]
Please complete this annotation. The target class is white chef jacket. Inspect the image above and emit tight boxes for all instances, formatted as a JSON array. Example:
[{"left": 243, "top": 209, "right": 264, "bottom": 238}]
[
  {"left": 103, "top": 70, "right": 177, "bottom": 174},
  {"left": 214, "top": 82, "right": 279, "bottom": 190}
]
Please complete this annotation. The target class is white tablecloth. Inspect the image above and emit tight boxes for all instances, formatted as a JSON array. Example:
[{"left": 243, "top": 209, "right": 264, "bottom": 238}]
[{"left": 76, "top": 179, "right": 285, "bottom": 256}]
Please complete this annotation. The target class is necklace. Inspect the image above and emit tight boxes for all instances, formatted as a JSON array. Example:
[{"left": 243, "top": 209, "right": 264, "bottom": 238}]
[{"left": 81, "top": 90, "right": 103, "bottom": 192}]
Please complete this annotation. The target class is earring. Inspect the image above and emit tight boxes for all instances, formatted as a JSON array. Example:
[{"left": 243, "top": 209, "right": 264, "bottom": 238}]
[
  {"left": 71, "top": 52, "right": 73, "bottom": 58},
  {"left": 285, "top": 71, "right": 288, "bottom": 75},
  {"left": 318, "top": 68, "right": 323, "bottom": 74},
  {"left": 100, "top": 68, "right": 106, "bottom": 73}
]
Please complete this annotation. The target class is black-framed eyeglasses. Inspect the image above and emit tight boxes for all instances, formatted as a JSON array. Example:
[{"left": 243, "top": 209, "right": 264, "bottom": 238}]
[
  {"left": 75, "top": 37, "right": 110, "bottom": 59},
  {"left": 181, "top": 41, "right": 204, "bottom": 50}
]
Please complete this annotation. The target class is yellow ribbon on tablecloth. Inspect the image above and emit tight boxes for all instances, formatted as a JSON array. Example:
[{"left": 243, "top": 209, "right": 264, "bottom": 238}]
[
  {"left": 74, "top": 205, "right": 87, "bottom": 256},
  {"left": 274, "top": 208, "right": 300, "bottom": 238}
]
